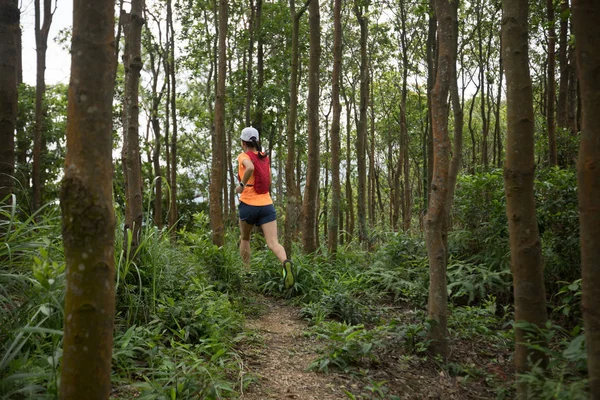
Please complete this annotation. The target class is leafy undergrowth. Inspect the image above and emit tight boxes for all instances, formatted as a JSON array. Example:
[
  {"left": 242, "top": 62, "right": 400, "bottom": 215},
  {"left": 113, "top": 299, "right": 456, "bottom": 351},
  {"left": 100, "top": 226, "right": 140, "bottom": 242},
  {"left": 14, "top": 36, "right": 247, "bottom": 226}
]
[
  {"left": 1, "top": 208, "right": 251, "bottom": 399},
  {"left": 1, "top": 203, "right": 589, "bottom": 399},
  {"left": 249, "top": 231, "right": 588, "bottom": 399}
]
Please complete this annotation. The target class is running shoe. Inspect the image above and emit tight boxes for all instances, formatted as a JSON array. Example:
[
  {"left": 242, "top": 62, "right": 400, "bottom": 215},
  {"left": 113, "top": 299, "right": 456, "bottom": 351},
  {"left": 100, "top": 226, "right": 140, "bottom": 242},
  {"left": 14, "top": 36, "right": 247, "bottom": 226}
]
[{"left": 282, "top": 259, "right": 295, "bottom": 289}]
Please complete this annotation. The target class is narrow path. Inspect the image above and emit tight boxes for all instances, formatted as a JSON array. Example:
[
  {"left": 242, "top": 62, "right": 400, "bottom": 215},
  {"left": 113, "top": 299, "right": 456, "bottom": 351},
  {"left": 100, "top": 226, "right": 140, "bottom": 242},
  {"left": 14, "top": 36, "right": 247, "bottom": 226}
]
[
  {"left": 237, "top": 294, "right": 503, "bottom": 400},
  {"left": 239, "top": 296, "right": 350, "bottom": 399}
]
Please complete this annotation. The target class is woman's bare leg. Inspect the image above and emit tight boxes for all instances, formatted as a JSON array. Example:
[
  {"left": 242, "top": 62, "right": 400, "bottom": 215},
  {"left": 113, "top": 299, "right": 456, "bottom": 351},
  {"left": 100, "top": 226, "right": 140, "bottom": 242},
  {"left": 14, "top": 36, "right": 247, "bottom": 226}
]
[
  {"left": 239, "top": 219, "right": 254, "bottom": 270},
  {"left": 260, "top": 220, "right": 287, "bottom": 263}
]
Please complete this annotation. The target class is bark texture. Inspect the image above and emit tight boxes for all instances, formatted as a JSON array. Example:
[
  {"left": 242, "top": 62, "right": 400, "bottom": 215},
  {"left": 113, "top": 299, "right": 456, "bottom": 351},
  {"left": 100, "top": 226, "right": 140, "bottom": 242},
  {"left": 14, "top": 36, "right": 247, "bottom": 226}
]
[
  {"left": 572, "top": 1, "right": 600, "bottom": 397},
  {"left": 167, "top": 0, "right": 178, "bottom": 239},
  {"left": 301, "top": 0, "right": 320, "bottom": 254},
  {"left": 32, "top": 0, "right": 53, "bottom": 211},
  {"left": 557, "top": 0, "right": 569, "bottom": 131},
  {"left": 399, "top": 0, "right": 411, "bottom": 231},
  {"left": 284, "top": 0, "right": 309, "bottom": 256},
  {"left": 328, "top": 0, "right": 342, "bottom": 255},
  {"left": 59, "top": 1, "right": 116, "bottom": 397},
  {"left": 122, "top": 0, "right": 145, "bottom": 254},
  {"left": 354, "top": 1, "right": 369, "bottom": 245},
  {"left": 0, "top": 0, "right": 19, "bottom": 202},
  {"left": 425, "top": 0, "right": 457, "bottom": 359},
  {"left": 547, "top": 0, "right": 557, "bottom": 166},
  {"left": 210, "top": 0, "right": 227, "bottom": 247},
  {"left": 502, "top": 0, "right": 549, "bottom": 396}
]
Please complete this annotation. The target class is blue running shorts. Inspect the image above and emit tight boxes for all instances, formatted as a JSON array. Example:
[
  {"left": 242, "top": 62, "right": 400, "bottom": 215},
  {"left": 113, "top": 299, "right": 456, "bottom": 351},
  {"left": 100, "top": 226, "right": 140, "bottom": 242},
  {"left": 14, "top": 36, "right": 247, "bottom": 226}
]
[{"left": 238, "top": 202, "right": 277, "bottom": 226}]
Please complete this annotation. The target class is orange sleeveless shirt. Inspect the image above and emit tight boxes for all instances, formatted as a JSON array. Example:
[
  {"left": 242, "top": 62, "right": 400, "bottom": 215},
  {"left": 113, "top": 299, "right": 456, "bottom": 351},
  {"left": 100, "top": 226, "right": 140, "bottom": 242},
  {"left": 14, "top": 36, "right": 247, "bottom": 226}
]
[{"left": 237, "top": 152, "right": 273, "bottom": 206}]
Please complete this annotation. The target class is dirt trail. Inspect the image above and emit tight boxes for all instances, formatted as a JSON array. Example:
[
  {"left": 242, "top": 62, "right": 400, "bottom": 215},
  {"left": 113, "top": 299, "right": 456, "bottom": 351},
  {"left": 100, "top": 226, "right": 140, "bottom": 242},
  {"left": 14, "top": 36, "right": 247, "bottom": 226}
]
[
  {"left": 238, "top": 295, "right": 505, "bottom": 399},
  {"left": 239, "top": 296, "right": 350, "bottom": 399}
]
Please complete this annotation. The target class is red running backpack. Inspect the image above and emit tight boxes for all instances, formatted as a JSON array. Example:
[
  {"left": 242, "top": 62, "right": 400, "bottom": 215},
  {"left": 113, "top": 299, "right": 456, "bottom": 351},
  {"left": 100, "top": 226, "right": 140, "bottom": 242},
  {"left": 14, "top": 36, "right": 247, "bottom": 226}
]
[{"left": 244, "top": 152, "right": 271, "bottom": 194}]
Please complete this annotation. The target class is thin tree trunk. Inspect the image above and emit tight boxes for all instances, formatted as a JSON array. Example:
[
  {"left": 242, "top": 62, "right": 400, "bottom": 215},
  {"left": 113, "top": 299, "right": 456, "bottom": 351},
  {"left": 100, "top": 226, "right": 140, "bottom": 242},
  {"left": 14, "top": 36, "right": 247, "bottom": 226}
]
[
  {"left": 400, "top": 0, "right": 411, "bottom": 231},
  {"left": 255, "top": 0, "right": 264, "bottom": 132},
  {"left": 477, "top": 0, "right": 489, "bottom": 169},
  {"left": 495, "top": 44, "right": 504, "bottom": 168},
  {"left": 284, "top": 0, "right": 310, "bottom": 256},
  {"left": 59, "top": 1, "right": 116, "bottom": 396},
  {"left": 323, "top": 103, "right": 331, "bottom": 245},
  {"left": 343, "top": 88, "right": 354, "bottom": 243},
  {"left": 502, "top": 0, "right": 549, "bottom": 395},
  {"left": 426, "top": 0, "right": 457, "bottom": 359},
  {"left": 167, "top": 0, "right": 178, "bottom": 239},
  {"left": 32, "top": 0, "right": 53, "bottom": 212},
  {"left": 547, "top": 0, "right": 558, "bottom": 166},
  {"left": 245, "top": 0, "right": 254, "bottom": 126},
  {"left": 572, "top": 1, "right": 600, "bottom": 397},
  {"left": 328, "top": 0, "right": 342, "bottom": 255},
  {"left": 368, "top": 71, "right": 376, "bottom": 228},
  {"left": 425, "top": 8, "right": 436, "bottom": 210},
  {"left": 147, "top": 19, "right": 166, "bottom": 230},
  {"left": 0, "top": 0, "right": 18, "bottom": 202},
  {"left": 354, "top": 1, "right": 369, "bottom": 245},
  {"left": 557, "top": 0, "right": 569, "bottom": 131},
  {"left": 210, "top": 0, "right": 227, "bottom": 246},
  {"left": 122, "top": 0, "right": 145, "bottom": 254},
  {"left": 567, "top": 44, "right": 578, "bottom": 137},
  {"left": 447, "top": 63, "right": 463, "bottom": 233},
  {"left": 301, "top": 0, "right": 320, "bottom": 254},
  {"left": 164, "top": 24, "right": 171, "bottom": 200},
  {"left": 468, "top": 82, "right": 480, "bottom": 171}
]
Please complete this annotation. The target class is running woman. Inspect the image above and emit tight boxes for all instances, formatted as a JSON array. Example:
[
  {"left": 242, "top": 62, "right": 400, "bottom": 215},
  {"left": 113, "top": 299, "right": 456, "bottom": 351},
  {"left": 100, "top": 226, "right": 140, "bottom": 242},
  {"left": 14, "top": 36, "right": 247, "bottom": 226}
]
[{"left": 236, "top": 127, "right": 295, "bottom": 289}]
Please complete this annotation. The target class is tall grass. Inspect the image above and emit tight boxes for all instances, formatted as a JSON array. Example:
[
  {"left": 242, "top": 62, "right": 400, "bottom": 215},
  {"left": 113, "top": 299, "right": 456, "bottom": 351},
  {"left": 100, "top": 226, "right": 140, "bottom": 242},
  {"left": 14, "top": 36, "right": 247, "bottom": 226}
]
[{"left": 1, "top": 200, "right": 247, "bottom": 398}]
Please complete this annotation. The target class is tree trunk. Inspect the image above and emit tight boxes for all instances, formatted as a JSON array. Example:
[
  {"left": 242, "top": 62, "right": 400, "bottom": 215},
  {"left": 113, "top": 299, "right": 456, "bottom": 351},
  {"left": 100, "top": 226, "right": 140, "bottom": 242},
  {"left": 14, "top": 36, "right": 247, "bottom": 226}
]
[
  {"left": 122, "top": 0, "right": 145, "bottom": 255},
  {"left": 343, "top": 88, "right": 355, "bottom": 243},
  {"left": 245, "top": 0, "right": 254, "bottom": 126},
  {"left": 572, "top": 1, "right": 600, "bottom": 397},
  {"left": 502, "top": 0, "right": 549, "bottom": 396},
  {"left": 446, "top": 60, "right": 463, "bottom": 233},
  {"left": 147, "top": 23, "right": 166, "bottom": 230},
  {"left": 567, "top": 44, "right": 578, "bottom": 137},
  {"left": 494, "top": 45, "right": 504, "bottom": 168},
  {"left": 477, "top": 0, "right": 489, "bottom": 169},
  {"left": 468, "top": 80, "right": 480, "bottom": 172},
  {"left": 557, "top": 0, "right": 569, "bottom": 131},
  {"left": 328, "top": 0, "right": 342, "bottom": 255},
  {"left": 547, "top": 0, "right": 558, "bottom": 167},
  {"left": 354, "top": 1, "right": 369, "bottom": 245},
  {"left": 59, "top": 1, "right": 116, "bottom": 397},
  {"left": 426, "top": 0, "right": 457, "bottom": 359},
  {"left": 255, "top": 0, "right": 264, "bottom": 132},
  {"left": 301, "top": 0, "right": 320, "bottom": 254},
  {"left": 210, "top": 0, "right": 227, "bottom": 247},
  {"left": 32, "top": 0, "right": 53, "bottom": 212},
  {"left": 0, "top": 0, "right": 18, "bottom": 202},
  {"left": 425, "top": 8, "right": 436, "bottom": 210},
  {"left": 368, "top": 73, "right": 376, "bottom": 228},
  {"left": 400, "top": 0, "right": 411, "bottom": 231},
  {"left": 284, "top": 0, "right": 309, "bottom": 256},
  {"left": 167, "top": 0, "right": 178, "bottom": 239}
]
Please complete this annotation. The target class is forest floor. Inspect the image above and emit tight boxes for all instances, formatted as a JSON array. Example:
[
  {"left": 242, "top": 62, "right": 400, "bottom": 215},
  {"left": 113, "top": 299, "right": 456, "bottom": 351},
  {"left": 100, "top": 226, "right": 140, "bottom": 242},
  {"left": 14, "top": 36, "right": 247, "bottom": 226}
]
[{"left": 238, "top": 293, "right": 509, "bottom": 399}]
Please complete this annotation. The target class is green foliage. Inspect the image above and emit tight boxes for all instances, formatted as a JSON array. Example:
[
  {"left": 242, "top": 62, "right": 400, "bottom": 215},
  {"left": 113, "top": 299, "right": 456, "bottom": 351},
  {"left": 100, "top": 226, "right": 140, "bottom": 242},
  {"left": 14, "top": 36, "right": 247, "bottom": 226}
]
[
  {"left": 362, "top": 234, "right": 429, "bottom": 305},
  {"left": 535, "top": 168, "right": 580, "bottom": 284},
  {"left": 447, "top": 258, "right": 511, "bottom": 304},
  {"left": 553, "top": 279, "right": 582, "bottom": 322},
  {"left": 308, "top": 322, "right": 386, "bottom": 373},
  {"left": 452, "top": 168, "right": 580, "bottom": 305},
  {"left": 448, "top": 296, "right": 511, "bottom": 343},
  {"left": 452, "top": 169, "right": 509, "bottom": 271},
  {"left": 0, "top": 201, "right": 64, "bottom": 398},
  {"left": 1, "top": 205, "right": 247, "bottom": 398},
  {"left": 516, "top": 321, "right": 588, "bottom": 399}
]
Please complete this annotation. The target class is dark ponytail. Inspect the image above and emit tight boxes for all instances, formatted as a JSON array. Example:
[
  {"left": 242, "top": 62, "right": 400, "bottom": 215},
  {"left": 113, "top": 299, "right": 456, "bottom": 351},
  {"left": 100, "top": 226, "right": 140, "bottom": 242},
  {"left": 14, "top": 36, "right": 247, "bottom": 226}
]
[{"left": 244, "top": 137, "right": 268, "bottom": 159}]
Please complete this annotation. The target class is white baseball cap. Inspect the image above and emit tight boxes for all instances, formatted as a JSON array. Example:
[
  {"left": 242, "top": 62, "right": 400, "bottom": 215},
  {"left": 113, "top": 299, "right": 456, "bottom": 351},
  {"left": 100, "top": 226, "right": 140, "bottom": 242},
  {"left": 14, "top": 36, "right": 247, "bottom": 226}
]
[{"left": 240, "top": 126, "right": 259, "bottom": 142}]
